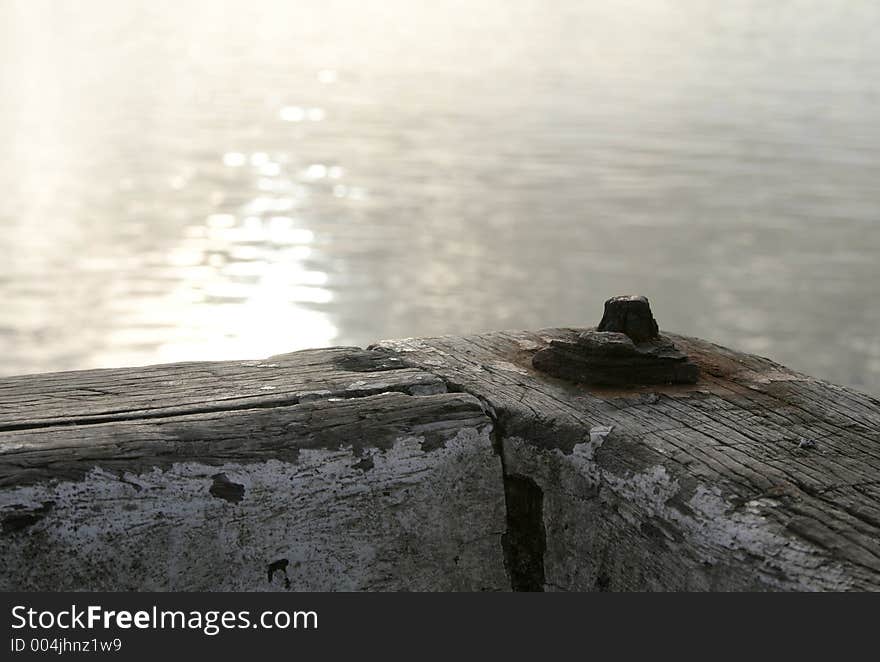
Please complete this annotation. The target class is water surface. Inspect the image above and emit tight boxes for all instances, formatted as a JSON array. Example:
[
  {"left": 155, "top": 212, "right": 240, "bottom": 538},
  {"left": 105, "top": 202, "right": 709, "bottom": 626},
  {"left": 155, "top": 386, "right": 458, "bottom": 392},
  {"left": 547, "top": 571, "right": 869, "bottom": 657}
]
[{"left": 1, "top": 0, "right": 878, "bottom": 393}]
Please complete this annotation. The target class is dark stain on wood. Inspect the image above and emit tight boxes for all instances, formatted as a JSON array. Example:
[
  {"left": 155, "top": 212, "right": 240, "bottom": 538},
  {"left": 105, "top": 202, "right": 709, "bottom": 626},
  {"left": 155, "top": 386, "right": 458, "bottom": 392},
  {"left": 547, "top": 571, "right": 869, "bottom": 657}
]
[
  {"left": 267, "top": 558, "right": 291, "bottom": 589},
  {"left": 501, "top": 474, "right": 546, "bottom": 592},
  {"left": 2, "top": 501, "right": 54, "bottom": 534},
  {"left": 209, "top": 473, "right": 245, "bottom": 503}
]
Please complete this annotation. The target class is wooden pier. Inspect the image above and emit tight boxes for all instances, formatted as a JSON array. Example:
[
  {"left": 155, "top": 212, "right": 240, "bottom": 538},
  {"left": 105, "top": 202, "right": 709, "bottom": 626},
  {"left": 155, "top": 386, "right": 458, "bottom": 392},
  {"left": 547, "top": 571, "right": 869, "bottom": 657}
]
[{"left": 1, "top": 321, "right": 879, "bottom": 591}]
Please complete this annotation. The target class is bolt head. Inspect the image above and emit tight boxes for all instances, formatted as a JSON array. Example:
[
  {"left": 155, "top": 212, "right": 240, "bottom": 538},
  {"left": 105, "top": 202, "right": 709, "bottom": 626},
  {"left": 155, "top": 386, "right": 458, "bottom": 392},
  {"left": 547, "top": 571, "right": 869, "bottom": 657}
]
[{"left": 596, "top": 295, "right": 660, "bottom": 343}]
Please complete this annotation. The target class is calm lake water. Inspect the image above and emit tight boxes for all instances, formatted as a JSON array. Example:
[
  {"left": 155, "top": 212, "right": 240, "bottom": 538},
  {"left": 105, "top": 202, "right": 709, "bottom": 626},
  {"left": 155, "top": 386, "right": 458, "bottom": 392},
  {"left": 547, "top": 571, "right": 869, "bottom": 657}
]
[{"left": 1, "top": 0, "right": 879, "bottom": 393}]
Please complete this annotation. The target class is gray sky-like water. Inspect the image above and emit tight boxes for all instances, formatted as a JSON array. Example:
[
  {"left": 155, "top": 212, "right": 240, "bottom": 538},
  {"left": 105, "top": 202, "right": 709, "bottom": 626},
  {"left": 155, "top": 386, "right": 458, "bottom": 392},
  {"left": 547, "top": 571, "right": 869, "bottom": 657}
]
[{"left": 1, "top": 0, "right": 878, "bottom": 394}]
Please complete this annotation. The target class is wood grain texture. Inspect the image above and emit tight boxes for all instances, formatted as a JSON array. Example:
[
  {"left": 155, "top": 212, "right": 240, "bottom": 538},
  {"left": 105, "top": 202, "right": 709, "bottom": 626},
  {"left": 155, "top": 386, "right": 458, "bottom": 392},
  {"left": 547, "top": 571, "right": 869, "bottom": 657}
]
[
  {"left": 0, "top": 347, "right": 443, "bottom": 430},
  {"left": 0, "top": 427, "right": 506, "bottom": 591},
  {"left": 2, "top": 330, "right": 879, "bottom": 591},
  {"left": 0, "top": 346, "right": 507, "bottom": 591},
  {"left": 377, "top": 328, "right": 880, "bottom": 591}
]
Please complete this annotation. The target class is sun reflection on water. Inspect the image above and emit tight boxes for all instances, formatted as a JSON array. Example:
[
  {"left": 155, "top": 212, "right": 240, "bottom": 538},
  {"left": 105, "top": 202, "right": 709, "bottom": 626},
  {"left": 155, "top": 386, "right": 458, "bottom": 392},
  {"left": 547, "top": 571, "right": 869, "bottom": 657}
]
[
  {"left": 2, "top": 0, "right": 880, "bottom": 393},
  {"left": 98, "top": 144, "right": 340, "bottom": 368}
]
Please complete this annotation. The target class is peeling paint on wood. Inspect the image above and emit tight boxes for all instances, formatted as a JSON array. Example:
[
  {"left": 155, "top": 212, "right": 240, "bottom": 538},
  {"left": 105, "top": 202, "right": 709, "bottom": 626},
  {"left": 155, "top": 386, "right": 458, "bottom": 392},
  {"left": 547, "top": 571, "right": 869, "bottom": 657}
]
[
  {"left": 1, "top": 331, "right": 879, "bottom": 591},
  {"left": 0, "top": 430, "right": 506, "bottom": 591},
  {"left": 379, "top": 328, "right": 880, "bottom": 591}
]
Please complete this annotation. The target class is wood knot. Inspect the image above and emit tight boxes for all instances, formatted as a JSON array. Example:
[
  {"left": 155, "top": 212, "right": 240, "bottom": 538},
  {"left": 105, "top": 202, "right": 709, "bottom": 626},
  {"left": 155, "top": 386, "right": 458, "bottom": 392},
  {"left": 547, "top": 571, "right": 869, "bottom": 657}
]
[{"left": 532, "top": 295, "right": 699, "bottom": 386}]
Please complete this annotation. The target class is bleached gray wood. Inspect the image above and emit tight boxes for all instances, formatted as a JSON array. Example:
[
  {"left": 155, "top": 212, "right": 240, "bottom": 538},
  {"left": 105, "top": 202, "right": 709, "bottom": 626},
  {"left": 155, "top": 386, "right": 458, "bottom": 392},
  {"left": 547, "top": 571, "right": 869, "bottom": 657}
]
[
  {"left": 0, "top": 347, "right": 444, "bottom": 431},
  {"left": 0, "top": 347, "right": 506, "bottom": 591},
  {"left": 377, "top": 328, "right": 880, "bottom": 591},
  {"left": 2, "top": 329, "right": 879, "bottom": 591}
]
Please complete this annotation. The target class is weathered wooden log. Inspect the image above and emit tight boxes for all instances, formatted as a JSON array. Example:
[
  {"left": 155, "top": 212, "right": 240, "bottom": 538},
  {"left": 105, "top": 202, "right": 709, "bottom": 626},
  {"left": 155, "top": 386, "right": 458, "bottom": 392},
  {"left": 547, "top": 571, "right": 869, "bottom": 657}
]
[
  {"left": 1, "top": 324, "right": 879, "bottom": 591},
  {"left": 0, "top": 348, "right": 506, "bottom": 591}
]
